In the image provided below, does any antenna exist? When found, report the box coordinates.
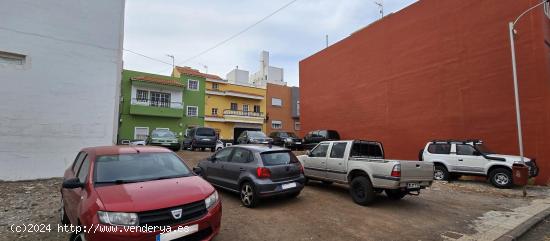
[374,1,384,19]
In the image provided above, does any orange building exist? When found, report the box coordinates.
[266,83,300,135]
[300,0,550,184]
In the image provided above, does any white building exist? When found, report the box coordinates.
[250,51,287,86]
[226,67,250,85]
[0,0,125,180]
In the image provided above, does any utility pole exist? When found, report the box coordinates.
[166,54,175,70]
[374,1,384,19]
[508,0,549,197]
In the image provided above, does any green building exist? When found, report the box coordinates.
[117,69,205,143]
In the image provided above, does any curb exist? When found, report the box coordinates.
[495,206,550,241]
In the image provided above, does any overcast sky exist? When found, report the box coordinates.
[123,0,417,86]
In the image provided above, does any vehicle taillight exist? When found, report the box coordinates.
[391,164,401,177]
[299,164,304,174]
[256,167,271,178]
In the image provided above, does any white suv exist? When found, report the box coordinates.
[421,140,538,188]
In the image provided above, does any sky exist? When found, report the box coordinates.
[123,0,417,87]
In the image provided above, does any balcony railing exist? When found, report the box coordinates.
[223,109,264,118]
[131,98,183,109]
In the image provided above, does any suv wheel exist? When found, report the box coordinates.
[349,176,375,206]
[240,182,258,208]
[385,189,406,200]
[489,168,513,189]
[434,165,449,181]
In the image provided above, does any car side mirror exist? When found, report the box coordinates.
[62,178,84,189]
[192,167,202,175]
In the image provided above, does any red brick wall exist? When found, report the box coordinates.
[300,0,550,185]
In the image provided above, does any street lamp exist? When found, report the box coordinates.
[508,0,549,165]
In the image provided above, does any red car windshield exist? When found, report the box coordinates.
[94,153,192,184]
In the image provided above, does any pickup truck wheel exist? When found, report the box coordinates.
[434,165,449,181]
[240,182,259,208]
[349,176,375,206]
[489,168,513,189]
[385,189,406,200]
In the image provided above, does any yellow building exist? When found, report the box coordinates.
[173,66,267,141]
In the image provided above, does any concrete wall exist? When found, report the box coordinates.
[0,0,125,180]
[300,0,550,185]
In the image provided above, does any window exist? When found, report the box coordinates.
[136,90,148,102]
[456,144,477,156]
[330,142,347,158]
[187,106,198,117]
[0,51,25,65]
[294,121,301,131]
[272,98,282,107]
[211,108,218,116]
[350,142,384,158]
[188,79,199,91]
[271,120,282,129]
[310,143,329,157]
[212,83,219,90]
[243,104,249,112]
[231,148,253,163]
[72,152,86,174]
[196,128,216,136]
[134,127,149,140]
[261,151,298,166]
[150,91,171,108]
[427,144,451,154]
[230,103,238,111]
[214,148,233,162]
[77,155,91,183]
[253,105,261,113]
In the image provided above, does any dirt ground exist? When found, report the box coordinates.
[1,150,549,241]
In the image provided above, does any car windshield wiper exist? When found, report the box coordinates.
[95,179,143,185]
[148,174,189,181]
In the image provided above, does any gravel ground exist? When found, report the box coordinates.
[1,150,549,241]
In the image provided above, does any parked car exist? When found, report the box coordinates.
[215,140,224,151]
[147,129,180,151]
[60,146,221,241]
[269,131,302,149]
[194,145,305,208]
[183,127,218,152]
[302,130,340,150]
[421,140,539,188]
[236,131,273,144]
[129,139,146,146]
[297,140,433,206]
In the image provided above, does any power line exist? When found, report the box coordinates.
[123,49,173,66]
[160,0,299,73]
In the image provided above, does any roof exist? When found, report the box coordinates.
[131,76,185,88]
[82,146,173,156]
[230,144,287,153]
[175,66,222,80]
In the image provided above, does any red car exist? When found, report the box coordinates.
[60,146,221,241]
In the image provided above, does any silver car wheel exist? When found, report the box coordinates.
[494,173,510,186]
[434,170,445,180]
[241,184,253,206]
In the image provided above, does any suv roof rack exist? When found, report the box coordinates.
[430,139,482,144]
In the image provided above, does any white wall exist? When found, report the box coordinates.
[226,68,250,85]
[0,0,125,180]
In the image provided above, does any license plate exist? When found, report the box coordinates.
[156,224,199,241]
[202,138,211,141]
[282,182,297,190]
[295,142,301,145]
[407,183,420,189]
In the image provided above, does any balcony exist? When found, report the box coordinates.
[129,98,183,118]
[204,110,265,124]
